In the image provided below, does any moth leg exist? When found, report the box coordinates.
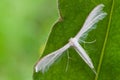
[65,50,70,72]
[79,39,96,44]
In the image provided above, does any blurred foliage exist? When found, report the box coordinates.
[0,0,58,80]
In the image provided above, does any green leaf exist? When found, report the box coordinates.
[33,0,120,80]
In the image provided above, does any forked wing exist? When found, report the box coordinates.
[69,38,96,73]
[75,4,107,40]
[75,44,96,74]
[35,43,70,73]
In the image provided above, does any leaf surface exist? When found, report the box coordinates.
[33,0,120,80]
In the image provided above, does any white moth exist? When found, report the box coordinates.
[35,4,107,74]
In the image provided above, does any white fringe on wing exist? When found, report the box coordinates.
[35,44,70,73]
[75,4,107,40]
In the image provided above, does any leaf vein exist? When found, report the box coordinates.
[94,0,114,80]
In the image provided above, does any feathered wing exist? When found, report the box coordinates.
[35,43,70,73]
[82,4,105,28]
[75,4,107,40]
[74,41,96,74]
[69,38,96,74]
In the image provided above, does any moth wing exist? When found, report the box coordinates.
[75,43,96,74]
[70,38,96,73]
[35,43,70,73]
[75,4,107,40]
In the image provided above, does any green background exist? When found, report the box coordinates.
[0,0,58,80]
